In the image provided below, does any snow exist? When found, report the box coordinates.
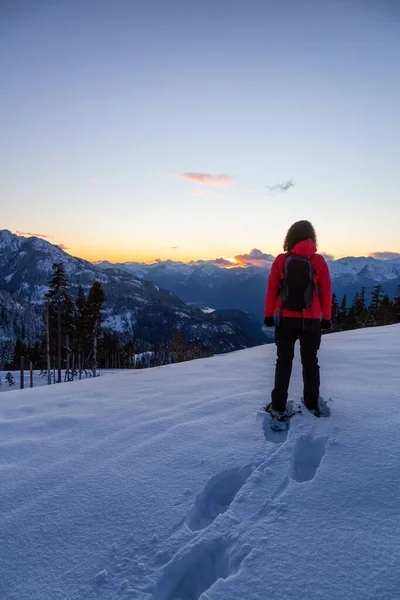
[1,325,400,600]
[94,254,400,283]
[4,272,15,283]
[103,313,125,333]
[0,370,102,393]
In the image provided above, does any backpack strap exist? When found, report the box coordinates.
[277,254,291,326]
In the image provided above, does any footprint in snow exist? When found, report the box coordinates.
[186,466,252,532]
[289,434,328,483]
[152,537,250,600]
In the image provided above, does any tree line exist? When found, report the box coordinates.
[3,275,399,375]
[3,262,213,375]
[330,284,400,332]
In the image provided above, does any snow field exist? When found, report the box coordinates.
[0,325,399,600]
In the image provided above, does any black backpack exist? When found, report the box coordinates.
[278,253,315,320]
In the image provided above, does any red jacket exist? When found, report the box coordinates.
[264,239,332,320]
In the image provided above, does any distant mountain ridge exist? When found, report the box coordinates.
[96,254,400,320]
[0,230,270,352]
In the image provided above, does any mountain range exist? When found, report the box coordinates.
[1,230,399,354]
[0,230,270,354]
[96,254,400,321]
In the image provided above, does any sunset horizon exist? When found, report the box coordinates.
[7,228,400,266]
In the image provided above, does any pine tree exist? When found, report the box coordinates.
[350,288,367,328]
[74,286,87,374]
[337,295,348,330]
[45,263,73,383]
[369,284,384,325]
[85,282,105,375]
[331,293,338,328]
[378,295,393,326]
[360,287,366,311]
[393,285,400,323]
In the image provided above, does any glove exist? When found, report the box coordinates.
[264,316,275,327]
[321,319,332,330]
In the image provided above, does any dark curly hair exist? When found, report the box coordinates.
[283,220,317,252]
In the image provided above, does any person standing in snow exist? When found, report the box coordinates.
[264,220,332,430]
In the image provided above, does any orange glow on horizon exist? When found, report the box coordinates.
[61,242,399,267]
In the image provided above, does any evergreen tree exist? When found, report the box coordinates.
[369,284,384,325]
[74,285,87,373]
[45,263,73,382]
[331,293,338,328]
[360,287,366,311]
[85,282,105,374]
[378,295,393,326]
[393,285,400,323]
[350,288,367,328]
[336,295,348,330]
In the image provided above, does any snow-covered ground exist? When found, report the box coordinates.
[0,370,103,393]
[1,325,400,600]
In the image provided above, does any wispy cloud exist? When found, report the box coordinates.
[170,246,178,250]
[266,179,295,193]
[175,173,234,186]
[234,248,275,268]
[370,251,400,260]
[16,230,52,240]
[88,178,99,183]
[58,244,70,251]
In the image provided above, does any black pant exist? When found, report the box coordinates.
[271,318,321,413]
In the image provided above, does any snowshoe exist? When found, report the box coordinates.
[264,403,290,432]
[309,407,321,418]
[301,397,331,418]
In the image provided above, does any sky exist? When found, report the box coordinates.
[1,0,400,263]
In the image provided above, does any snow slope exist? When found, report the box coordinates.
[1,326,400,600]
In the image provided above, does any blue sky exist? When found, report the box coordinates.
[1,0,399,262]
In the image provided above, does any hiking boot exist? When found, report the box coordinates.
[308,407,321,418]
[302,398,321,418]
[266,406,289,431]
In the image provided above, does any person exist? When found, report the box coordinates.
[264,220,332,429]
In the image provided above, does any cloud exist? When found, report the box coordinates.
[58,244,70,251]
[175,173,234,186]
[234,248,275,268]
[370,251,400,260]
[213,257,238,267]
[170,246,178,250]
[266,179,295,193]
[187,249,275,269]
[88,178,99,183]
[16,230,52,240]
